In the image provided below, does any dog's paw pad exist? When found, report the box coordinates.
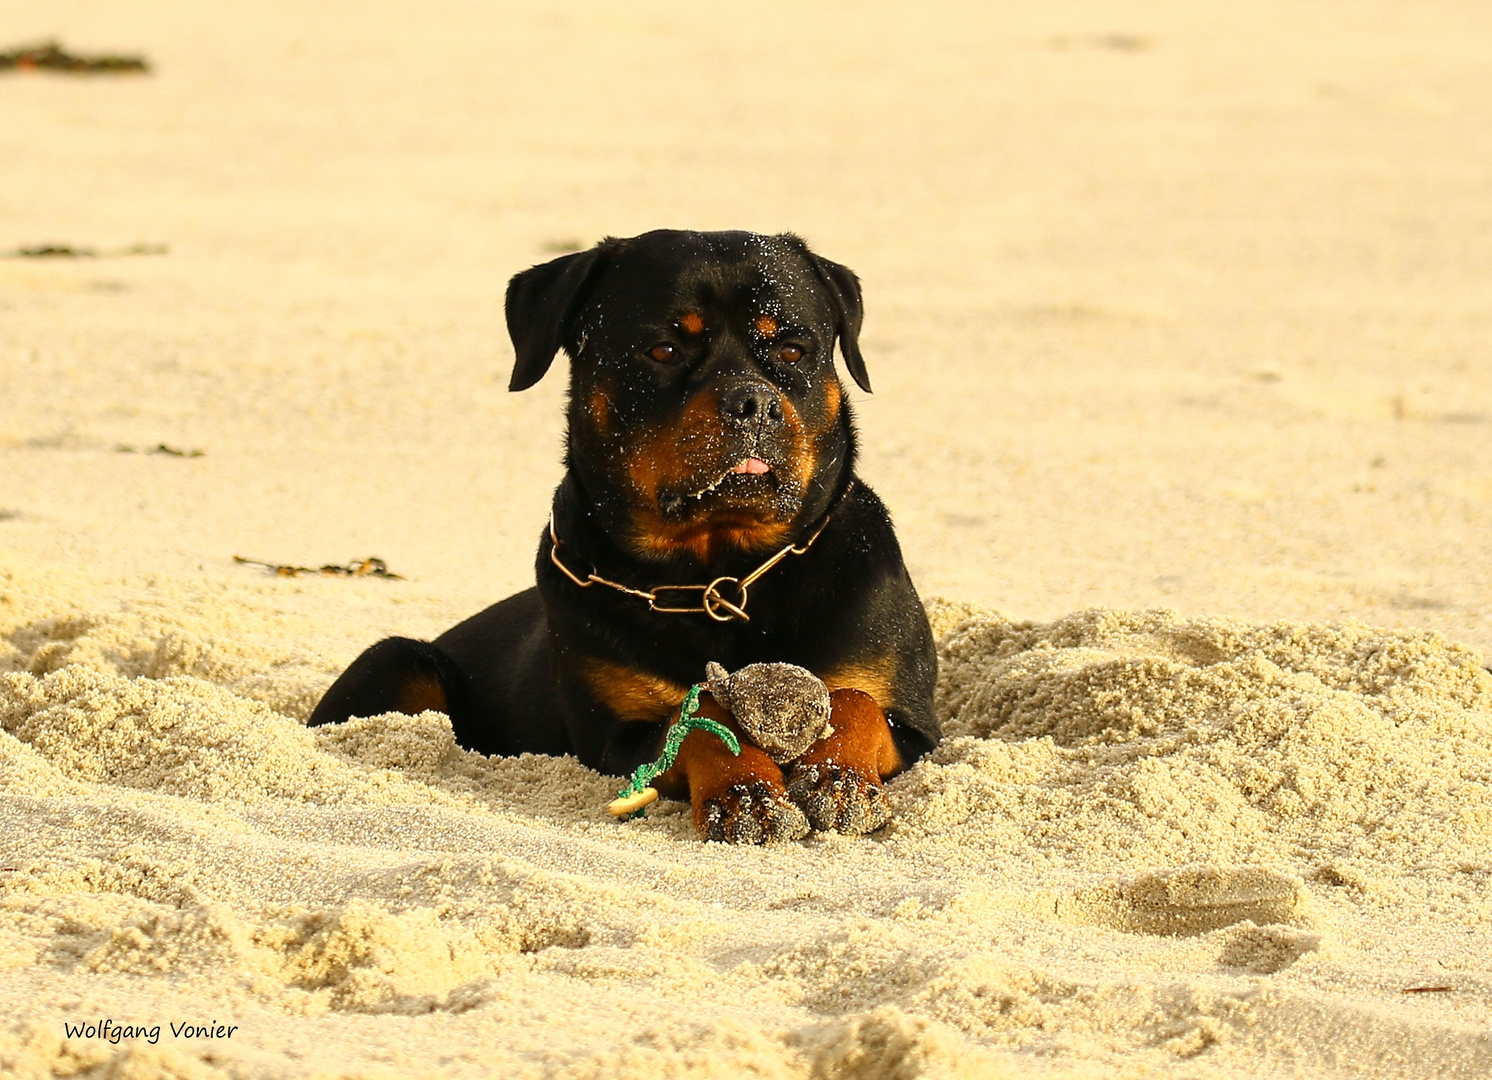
[787,763,890,835]
[702,781,811,845]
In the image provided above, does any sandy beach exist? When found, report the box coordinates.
[2,1,1490,1076]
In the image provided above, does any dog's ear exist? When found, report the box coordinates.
[805,254,871,393]
[505,245,612,391]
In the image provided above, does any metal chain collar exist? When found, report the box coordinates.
[548,514,829,623]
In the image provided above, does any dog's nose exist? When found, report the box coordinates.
[719,383,784,427]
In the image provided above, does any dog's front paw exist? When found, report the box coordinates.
[699,780,811,844]
[787,763,891,835]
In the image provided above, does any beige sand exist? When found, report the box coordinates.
[2,1,1490,1076]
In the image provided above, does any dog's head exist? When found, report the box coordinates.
[506,230,866,565]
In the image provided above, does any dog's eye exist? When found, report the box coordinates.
[777,344,804,363]
[648,343,678,363]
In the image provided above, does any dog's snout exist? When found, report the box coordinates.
[719,383,784,427]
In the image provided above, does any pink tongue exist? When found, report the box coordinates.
[733,457,771,475]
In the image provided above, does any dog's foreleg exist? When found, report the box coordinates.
[654,693,811,844]
[784,688,901,834]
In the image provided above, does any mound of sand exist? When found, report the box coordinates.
[3,579,1489,1078]
[4,0,1491,1073]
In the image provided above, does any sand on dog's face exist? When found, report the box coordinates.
[2,566,1490,1078]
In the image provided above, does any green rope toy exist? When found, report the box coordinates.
[606,682,740,819]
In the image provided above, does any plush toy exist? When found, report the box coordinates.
[702,661,832,763]
[606,661,834,818]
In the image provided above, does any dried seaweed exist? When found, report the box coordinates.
[0,41,149,74]
[233,556,405,580]
[116,444,204,458]
[2,243,168,260]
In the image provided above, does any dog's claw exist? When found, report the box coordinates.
[787,763,890,835]
[702,781,810,844]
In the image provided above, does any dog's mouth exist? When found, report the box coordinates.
[688,456,772,496]
[659,456,779,514]
[733,456,772,477]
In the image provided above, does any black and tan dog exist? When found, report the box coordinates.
[309,229,939,843]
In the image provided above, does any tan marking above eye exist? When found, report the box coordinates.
[679,312,705,334]
[754,314,778,337]
[650,343,678,363]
